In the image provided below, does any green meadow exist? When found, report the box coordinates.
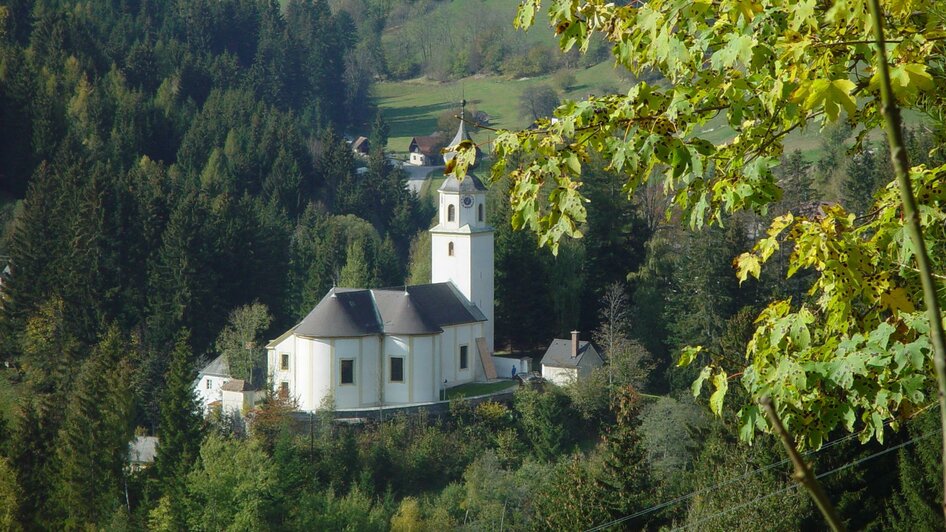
[374,61,634,155]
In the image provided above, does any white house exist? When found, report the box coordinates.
[195,355,231,412]
[267,114,496,412]
[540,331,605,386]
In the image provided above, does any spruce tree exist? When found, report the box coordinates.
[884,408,942,530]
[53,326,134,528]
[154,330,204,529]
[339,240,373,288]
[595,386,654,526]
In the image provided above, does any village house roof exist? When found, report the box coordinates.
[128,435,158,466]
[287,283,486,340]
[408,135,442,156]
[222,379,254,392]
[540,339,603,369]
[352,136,369,154]
[199,354,230,378]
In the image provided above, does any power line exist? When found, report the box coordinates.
[671,430,939,531]
[582,428,868,532]
[583,413,923,532]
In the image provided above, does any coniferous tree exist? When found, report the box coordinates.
[339,240,373,288]
[776,150,816,213]
[406,231,432,285]
[53,326,135,528]
[0,457,21,532]
[154,330,204,528]
[843,142,890,216]
[884,408,942,530]
[595,386,654,525]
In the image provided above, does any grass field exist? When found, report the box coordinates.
[376,57,927,165]
[445,380,517,399]
[375,61,633,155]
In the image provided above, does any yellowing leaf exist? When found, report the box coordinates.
[792,79,857,121]
[735,252,762,284]
[880,286,915,314]
[710,370,729,416]
[678,345,703,367]
[870,63,933,101]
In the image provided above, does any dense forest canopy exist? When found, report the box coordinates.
[0,0,944,529]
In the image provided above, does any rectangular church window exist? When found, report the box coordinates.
[341,359,354,384]
[390,357,404,382]
[279,382,289,399]
[460,345,468,370]
[280,353,289,370]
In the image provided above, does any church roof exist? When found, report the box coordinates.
[287,283,485,339]
[439,173,487,193]
[399,283,487,326]
[372,289,442,335]
[295,288,383,338]
[442,101,482,165]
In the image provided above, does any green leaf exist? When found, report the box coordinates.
[565,152,581,174]
[738,404,762,442]
[677,345,702,367]
[692,366,712,397]
[793,79,857,121]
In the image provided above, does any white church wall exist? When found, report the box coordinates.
[305,338,332,412]
[442,323,480,385]
[439,193,461,229]
[333,338,360,409]
[410,335,436,403]
[431,230,495,355]
[469,232,495,353]
[383,335,410,404]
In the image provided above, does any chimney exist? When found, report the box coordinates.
[571,330,580,358]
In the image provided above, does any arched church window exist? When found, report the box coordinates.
[448,242,454,256]
[448,204,455,222]
[478,203,484,222]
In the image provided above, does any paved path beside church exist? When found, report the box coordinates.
[403,165,443,193]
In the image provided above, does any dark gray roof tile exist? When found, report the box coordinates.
[294,288,383,338]
[540,339,603,369]
[372,289,442,335]
[288,283,485,340]
[439,173,487,192]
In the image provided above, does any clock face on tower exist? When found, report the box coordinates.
[461,195,474,208]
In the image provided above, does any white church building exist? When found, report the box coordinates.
[266,113,498,411]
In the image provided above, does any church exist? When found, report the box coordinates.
[265,109,496,411]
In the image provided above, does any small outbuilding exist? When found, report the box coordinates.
[352,136,370,156]
[540,331,604,386]
[222,379,257,416]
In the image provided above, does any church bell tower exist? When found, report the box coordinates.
[431,100,495,353]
